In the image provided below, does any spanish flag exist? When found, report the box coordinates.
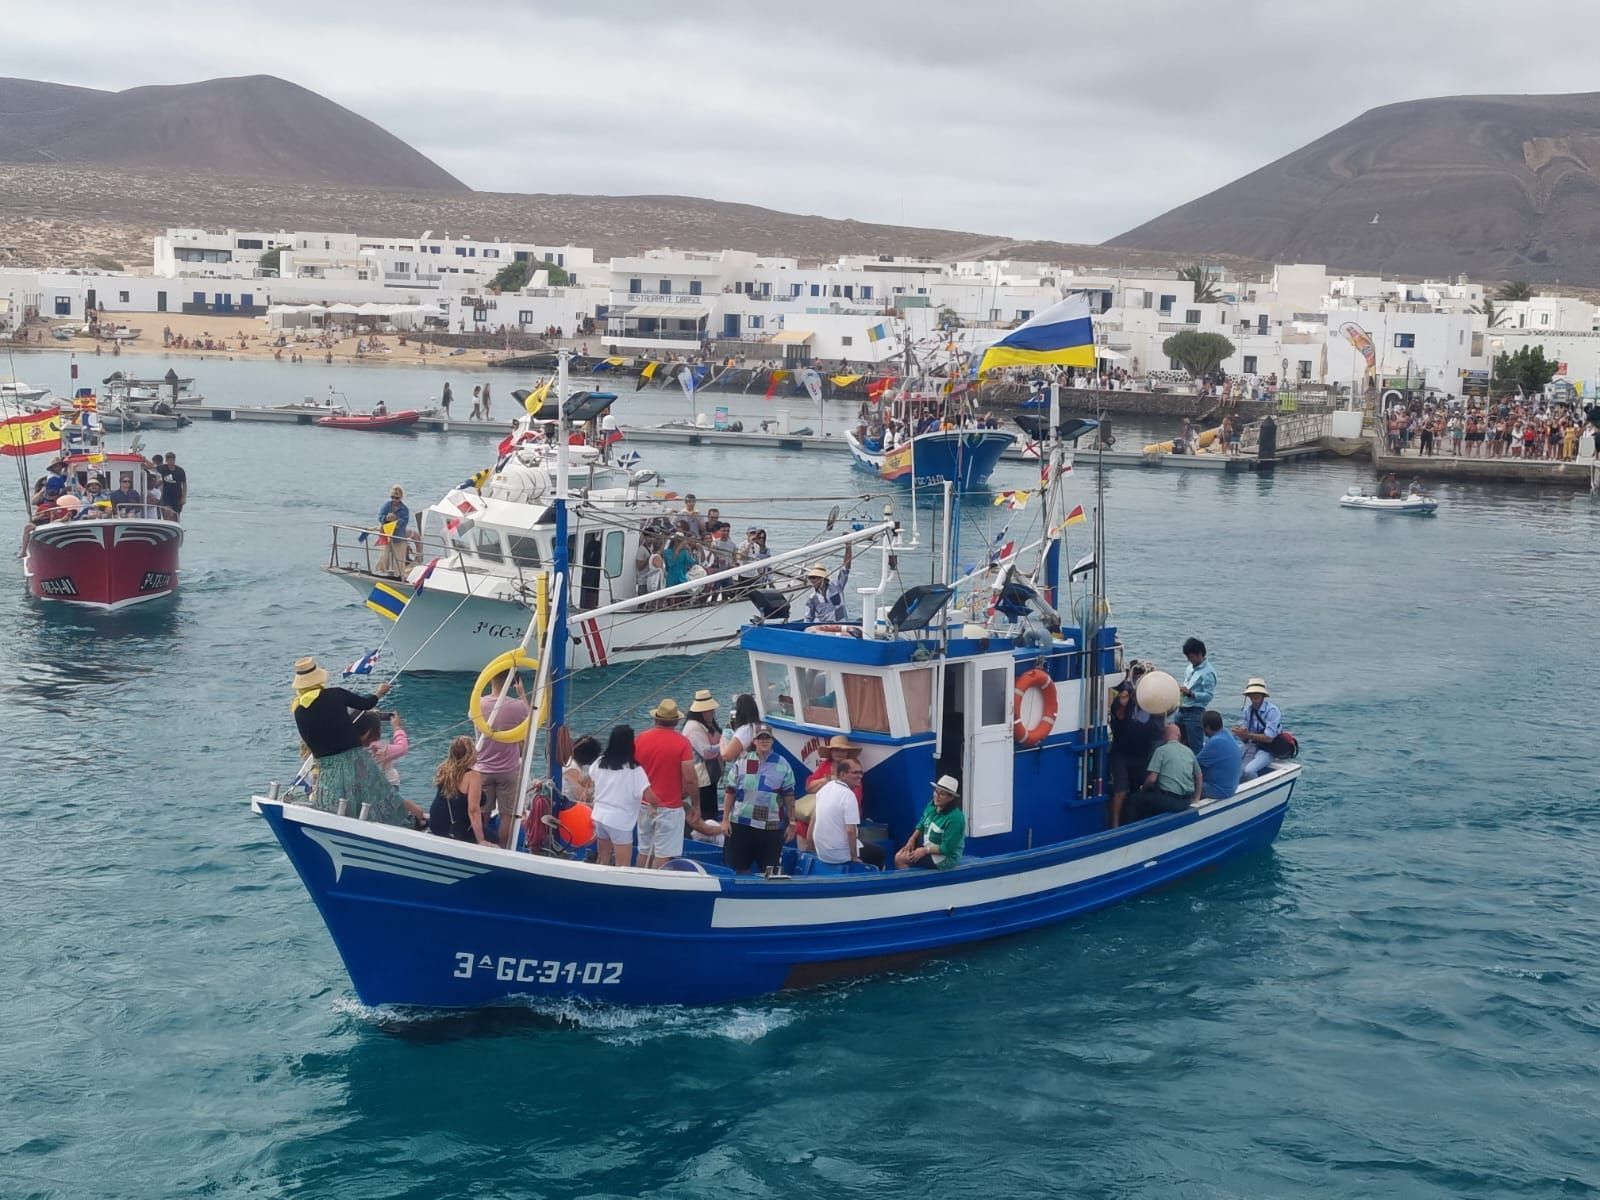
[881,444,913,482]
[977,293,1095,375]
[0,407,62,457]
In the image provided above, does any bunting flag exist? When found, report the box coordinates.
[364,581,409,620]
[374,518,398,547]
[866,376,895,401]
[1064,503,1087,526]
[635,361,660,392]
[881,444,913,482]
[592,356,627,372]
[993,489,1030,510]
[522,379,552,415]
[763,369,791,400]
[866,323,889,343]
[413,557,440,594]
[977,293,1095,375]
[343,649,381,677]
[0,407,62,457]
[830,374,862,387]
[1069,551,1096,580]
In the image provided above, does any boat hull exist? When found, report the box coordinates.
[847,430,1014,490]
[24,517,182,609]
[316,411,420,431]
[335,567,758,672]
[1340,495,1438,515]
[254,766,1296,1007]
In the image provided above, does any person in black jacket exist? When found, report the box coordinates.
[291,656,424,826]
[1108,661,1165,828]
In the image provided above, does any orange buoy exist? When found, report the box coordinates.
[557,804,595,846]
[1013,668,1058,745]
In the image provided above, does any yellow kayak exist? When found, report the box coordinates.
[1143,427,1220,454]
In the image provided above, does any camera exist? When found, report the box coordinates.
[375,710,396,721]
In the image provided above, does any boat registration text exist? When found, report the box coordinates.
[453,953,623,985]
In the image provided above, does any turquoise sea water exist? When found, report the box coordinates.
[4,356,1598,1198]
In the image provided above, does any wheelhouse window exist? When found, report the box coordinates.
[902,668,934,734]
[603,530,625,578]
[469,527,505,563]
[755,659,794,720]
[841,672,890,734]
[506,534,542,568]
[796,665,841,728]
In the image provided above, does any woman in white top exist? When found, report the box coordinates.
[720,693,761,764]
[682,690,725,835]
[587,726,655,867]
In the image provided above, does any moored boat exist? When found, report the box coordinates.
[1339,488,1438,515]
[254,355,1300,1009]
[316,409,421,432]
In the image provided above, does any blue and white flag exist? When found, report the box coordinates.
[616,450,642,469]
[344,649,381,677]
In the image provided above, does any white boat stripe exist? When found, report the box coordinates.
[709,778,1293,929]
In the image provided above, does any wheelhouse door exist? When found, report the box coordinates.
[965,655,1015,838]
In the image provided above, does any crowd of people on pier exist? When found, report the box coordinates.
[1384,395,1597,461]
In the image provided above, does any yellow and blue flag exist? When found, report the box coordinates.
[977,293,1095,375]
[365,580,409,621]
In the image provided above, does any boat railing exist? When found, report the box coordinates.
[327,523,460,578]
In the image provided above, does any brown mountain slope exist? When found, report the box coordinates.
[0,75,465,191]
[0,163,1268,275]
[1108,92,1600,284]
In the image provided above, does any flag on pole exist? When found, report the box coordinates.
[343,649,381,677]
[866,322,889,343]
[616,450,641,469]
[0,407,62,457]
[364,581,409,620]
[413,557,439,594]
[977,293,1095,375]
[1069,552,1096,580]
[521,379,552,415]
[1064,503,1087,526]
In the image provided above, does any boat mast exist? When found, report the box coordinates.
[548,349,572,799]
[1041,372,1062,606]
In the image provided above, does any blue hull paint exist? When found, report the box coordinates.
[256,769,1295,1008]
[847,430,1015,490]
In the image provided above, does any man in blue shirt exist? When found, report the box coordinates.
[1195,710,1241,799]
[1231,677,1282,781]
[1177,636,1216,752]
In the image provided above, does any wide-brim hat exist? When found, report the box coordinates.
[807,564,829,580]
[1243,677,1270,697]
[293,656,328,690]
[935,774,960,796]
[652,698,682,721]
[825,735,859,753]
[688,689,718,713]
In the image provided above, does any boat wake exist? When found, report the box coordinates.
[332,993,799,1044]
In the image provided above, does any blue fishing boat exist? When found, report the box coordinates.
[253,360,1298,1008]
[844,425,1015,491]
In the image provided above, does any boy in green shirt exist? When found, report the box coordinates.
[895,775,966,870]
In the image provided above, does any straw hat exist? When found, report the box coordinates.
[651,698,682,722]
[293,656,328,690]
[806,563,829,580]
[935,775,960,796]
[1242,677,1270,697]
[825,735,859,754]
[688,689,719,713]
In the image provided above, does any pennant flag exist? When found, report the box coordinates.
[617,450,641,469]
[1064,503,1087,526]
[830,374,862,387]
[364,581,409,621]
[1069,552,1096,580]
[678,364,709,397]
[799,368,823,407]
[374,518,398,547]
[635,361,660,392]
[992,489,1030,510]
[866,323,889,344]
[977,293,1095,375]
[413,557,440,594]
[522,379,552,415]
[881,444,913,482]
[344,649,381,677]
[991,540,1015,565]
[763,369,791,400]
[0,407,62,458]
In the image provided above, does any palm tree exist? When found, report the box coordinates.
[1496,280,1534,302]
[1471,298,1509,328]
[1177,264,1221,304]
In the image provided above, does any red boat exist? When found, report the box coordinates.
[315,410,420,432]
[24,451,182,611]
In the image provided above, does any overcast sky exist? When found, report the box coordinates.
[17,1,1600,243]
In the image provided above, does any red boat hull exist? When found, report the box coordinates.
[25,518,183,610]
[315,411,420,431]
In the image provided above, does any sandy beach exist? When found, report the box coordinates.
[5,311,523,371]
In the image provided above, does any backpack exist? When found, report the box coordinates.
[1270,730,1299,759]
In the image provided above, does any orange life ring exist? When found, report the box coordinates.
[1013,668,1057,745]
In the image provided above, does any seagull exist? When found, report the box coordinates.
[1370,213,1381,224]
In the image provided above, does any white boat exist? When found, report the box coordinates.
[102,370,205,409]
[1339,488,1438,515]
[327,419,813,673]
[0,380,52,405]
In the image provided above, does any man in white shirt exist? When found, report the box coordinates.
[810,760,884,866]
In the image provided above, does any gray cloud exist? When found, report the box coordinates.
[14,0,1600,243]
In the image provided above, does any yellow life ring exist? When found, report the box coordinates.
[470,649,538,743]
[1013,667,1058,746]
